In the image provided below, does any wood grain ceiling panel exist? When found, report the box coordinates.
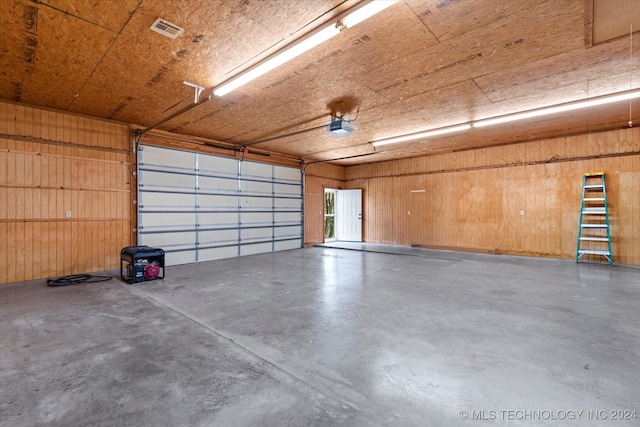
[65,2,238,120]
[589,69,640,97]
[366,80,489,132]
[1,0,637,165]
[269,79,488,159]
[182,78,485,158]
[160,16,429,143]
[37,0,141,32]
[361,0,584,102]
[174,59,393,144]
[592,0,640,44]
[0,0,117,109]
[67,0,342,121]
[178,4,432,124]
[332,100,640,165]
[198,0,344,84]
[161,0,582,149]
[405,0,544,42]
[470,81,592,124]
[287,3,438,83]
[475,36,639,103]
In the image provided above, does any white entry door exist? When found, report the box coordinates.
[336,189,362,242]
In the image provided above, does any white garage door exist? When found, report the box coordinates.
[137,145,302,266]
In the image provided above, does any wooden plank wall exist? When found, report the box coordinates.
[0,100,132,284]
[303,163,345,246]
[345,127,640,265]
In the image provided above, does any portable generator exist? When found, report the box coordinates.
[120,246,165,284]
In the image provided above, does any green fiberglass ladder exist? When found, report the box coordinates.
[576,172,612,265]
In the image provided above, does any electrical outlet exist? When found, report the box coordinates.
[66,211,72,218]
[520,210,525,216]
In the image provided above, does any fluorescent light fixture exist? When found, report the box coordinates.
[474,90,640,127]
[370,89,639,147]
[371,124,471,147]
[213,0,398,97]
[214,24,340,96]
[341,0,398,28]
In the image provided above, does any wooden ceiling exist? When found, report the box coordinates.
[1,0,639,165]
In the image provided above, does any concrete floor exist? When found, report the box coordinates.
[1,246,639,427]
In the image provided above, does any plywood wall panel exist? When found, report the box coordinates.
[353,176,414,245]
[393,177,413,245]
[604,155,639,265]
[0,100,131,284]
[344,127,640,265]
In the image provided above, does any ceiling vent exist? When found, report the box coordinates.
[150,18,184,39]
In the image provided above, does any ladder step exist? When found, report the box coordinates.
[582,208,606,214]
[583,198,604,201]
[578,249,611,256]
[583,185,604,189]
[580,237,610,241]
[581,224,607,228]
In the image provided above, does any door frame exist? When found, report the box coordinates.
[323,188,338,242]
[323,188,363,242]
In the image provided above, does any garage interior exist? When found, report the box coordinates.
[1,0,639,425]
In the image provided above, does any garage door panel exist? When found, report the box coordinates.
[241,211,272,223]
[138,144,301,265]
[139,212,196,227]
[274,183,299,196]
[199,155,237,175]
[274,240,301,251]
[199,176,238,192]
[241,227,272,240]
[141,170,195,188]
[141,231,196,247]
[165,250,196,266]
[141,146,195,169]
[242,180,272,193]
[198,211,236,224]
[275,226,301,238]
[241,161,272,177]
[241,197,272,208]
[199,246,239,262]
[241,242,272,256]
[141,192,195,209]
[198,194,237,208]
[199,229,239,245]
[274,167,300,180]
[274,212,301,223]
[274,198,301,209]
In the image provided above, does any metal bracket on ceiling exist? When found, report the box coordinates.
[183,81,205,104]
[132,81,211,142]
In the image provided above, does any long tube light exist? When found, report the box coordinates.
[370,89,640,146]
[214,24,340,97]
[213,0,398,97]
[341,0,397,28]
[474,89,640,127]
[371,124,471,147]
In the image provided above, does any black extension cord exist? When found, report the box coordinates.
[46,274,113,287]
